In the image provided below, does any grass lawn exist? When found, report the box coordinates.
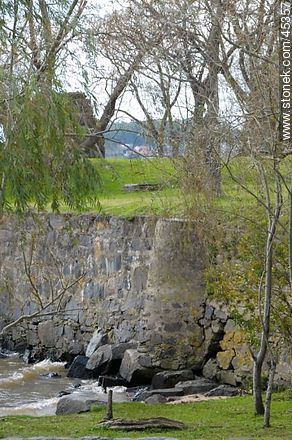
[95,157,179,217]
[1,395,291,439]
[60,155,290,219]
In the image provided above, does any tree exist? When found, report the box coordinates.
[0,1,101,212]
[204,0,291,425]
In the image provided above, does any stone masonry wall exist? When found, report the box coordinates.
[0,214,291,386]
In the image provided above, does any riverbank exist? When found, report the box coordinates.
[1,393,291,439]
[0,355,126,417]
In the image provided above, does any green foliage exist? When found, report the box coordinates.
[0,81,101,212]
[207,204,290,348]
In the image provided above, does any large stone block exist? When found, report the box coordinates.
[67,355,93,379]
[151,370,194,389]
[85,329,108,357]
[38,321,55,347]
[175,378,218,395]
[119,349,154,384]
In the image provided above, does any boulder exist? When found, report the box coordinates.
[98,375,128,389]
[119,349,155,385]
[151,370,193,389]
[86,344,112,371]
[145,394,167,404]
[138,388,184,402]
[56,390,130,415]
[202,358,219,380]
[85,329,108,358]
[217,369,238,386]
[175,378,218,395]
[56,393,105,415]
[205,384,240,397]
[67,355,93,379]
[86,343,137,374]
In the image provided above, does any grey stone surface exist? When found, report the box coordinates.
[56,391,129,415]
[56,394,103,415]
[142,388,184,400]
[151,370,193,389]
[38,321,55,347]
[175,378,218,395]
[145,394,167,404]
[119,349,154,384]
[67,356,92,379]
[203,358,219,380]
[205,384,240,397]
[85,329,108,357]
[0,214,291,388]
[86,344,112,371]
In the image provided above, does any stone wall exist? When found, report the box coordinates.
[0,214,291,386]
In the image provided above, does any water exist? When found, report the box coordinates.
[0,353,113,416]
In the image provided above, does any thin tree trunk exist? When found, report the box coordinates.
[253,171,282,415]
[253,360,265,415]
[264,358,276,428]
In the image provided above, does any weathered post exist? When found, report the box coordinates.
[106,389,113,420]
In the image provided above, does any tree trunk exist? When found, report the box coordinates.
[264,358,276,428]
[253,360,265,415]
[253,172,282,415]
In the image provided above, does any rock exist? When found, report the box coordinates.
[217,370,238,386]
[38,320,55,347]
[56,390,130,415]
[203,358,219,380]
[56,393,105,415]
[145,394,167,404]
[0,352,8,359]
[68,340,84,355]
[224,319,236,332]
[67,355,93,379]
[205,384,240,397]
[85,329,108,357]
[175,378,218,395]
[86,344,112,371]
[119,349,154,384]
[217,349,235,370]
[214,309,228,322]
[140,388,184,401]
[151,370,193,390]
[98,375,128,389]
[58,390,72,397]
[86,343,138,374]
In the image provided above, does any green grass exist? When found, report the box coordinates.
[1,395,291,439]
[68,155,290,218]
[95,158,179,217]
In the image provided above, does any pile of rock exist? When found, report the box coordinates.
[135,372,241,404]
[56,371,241,415]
